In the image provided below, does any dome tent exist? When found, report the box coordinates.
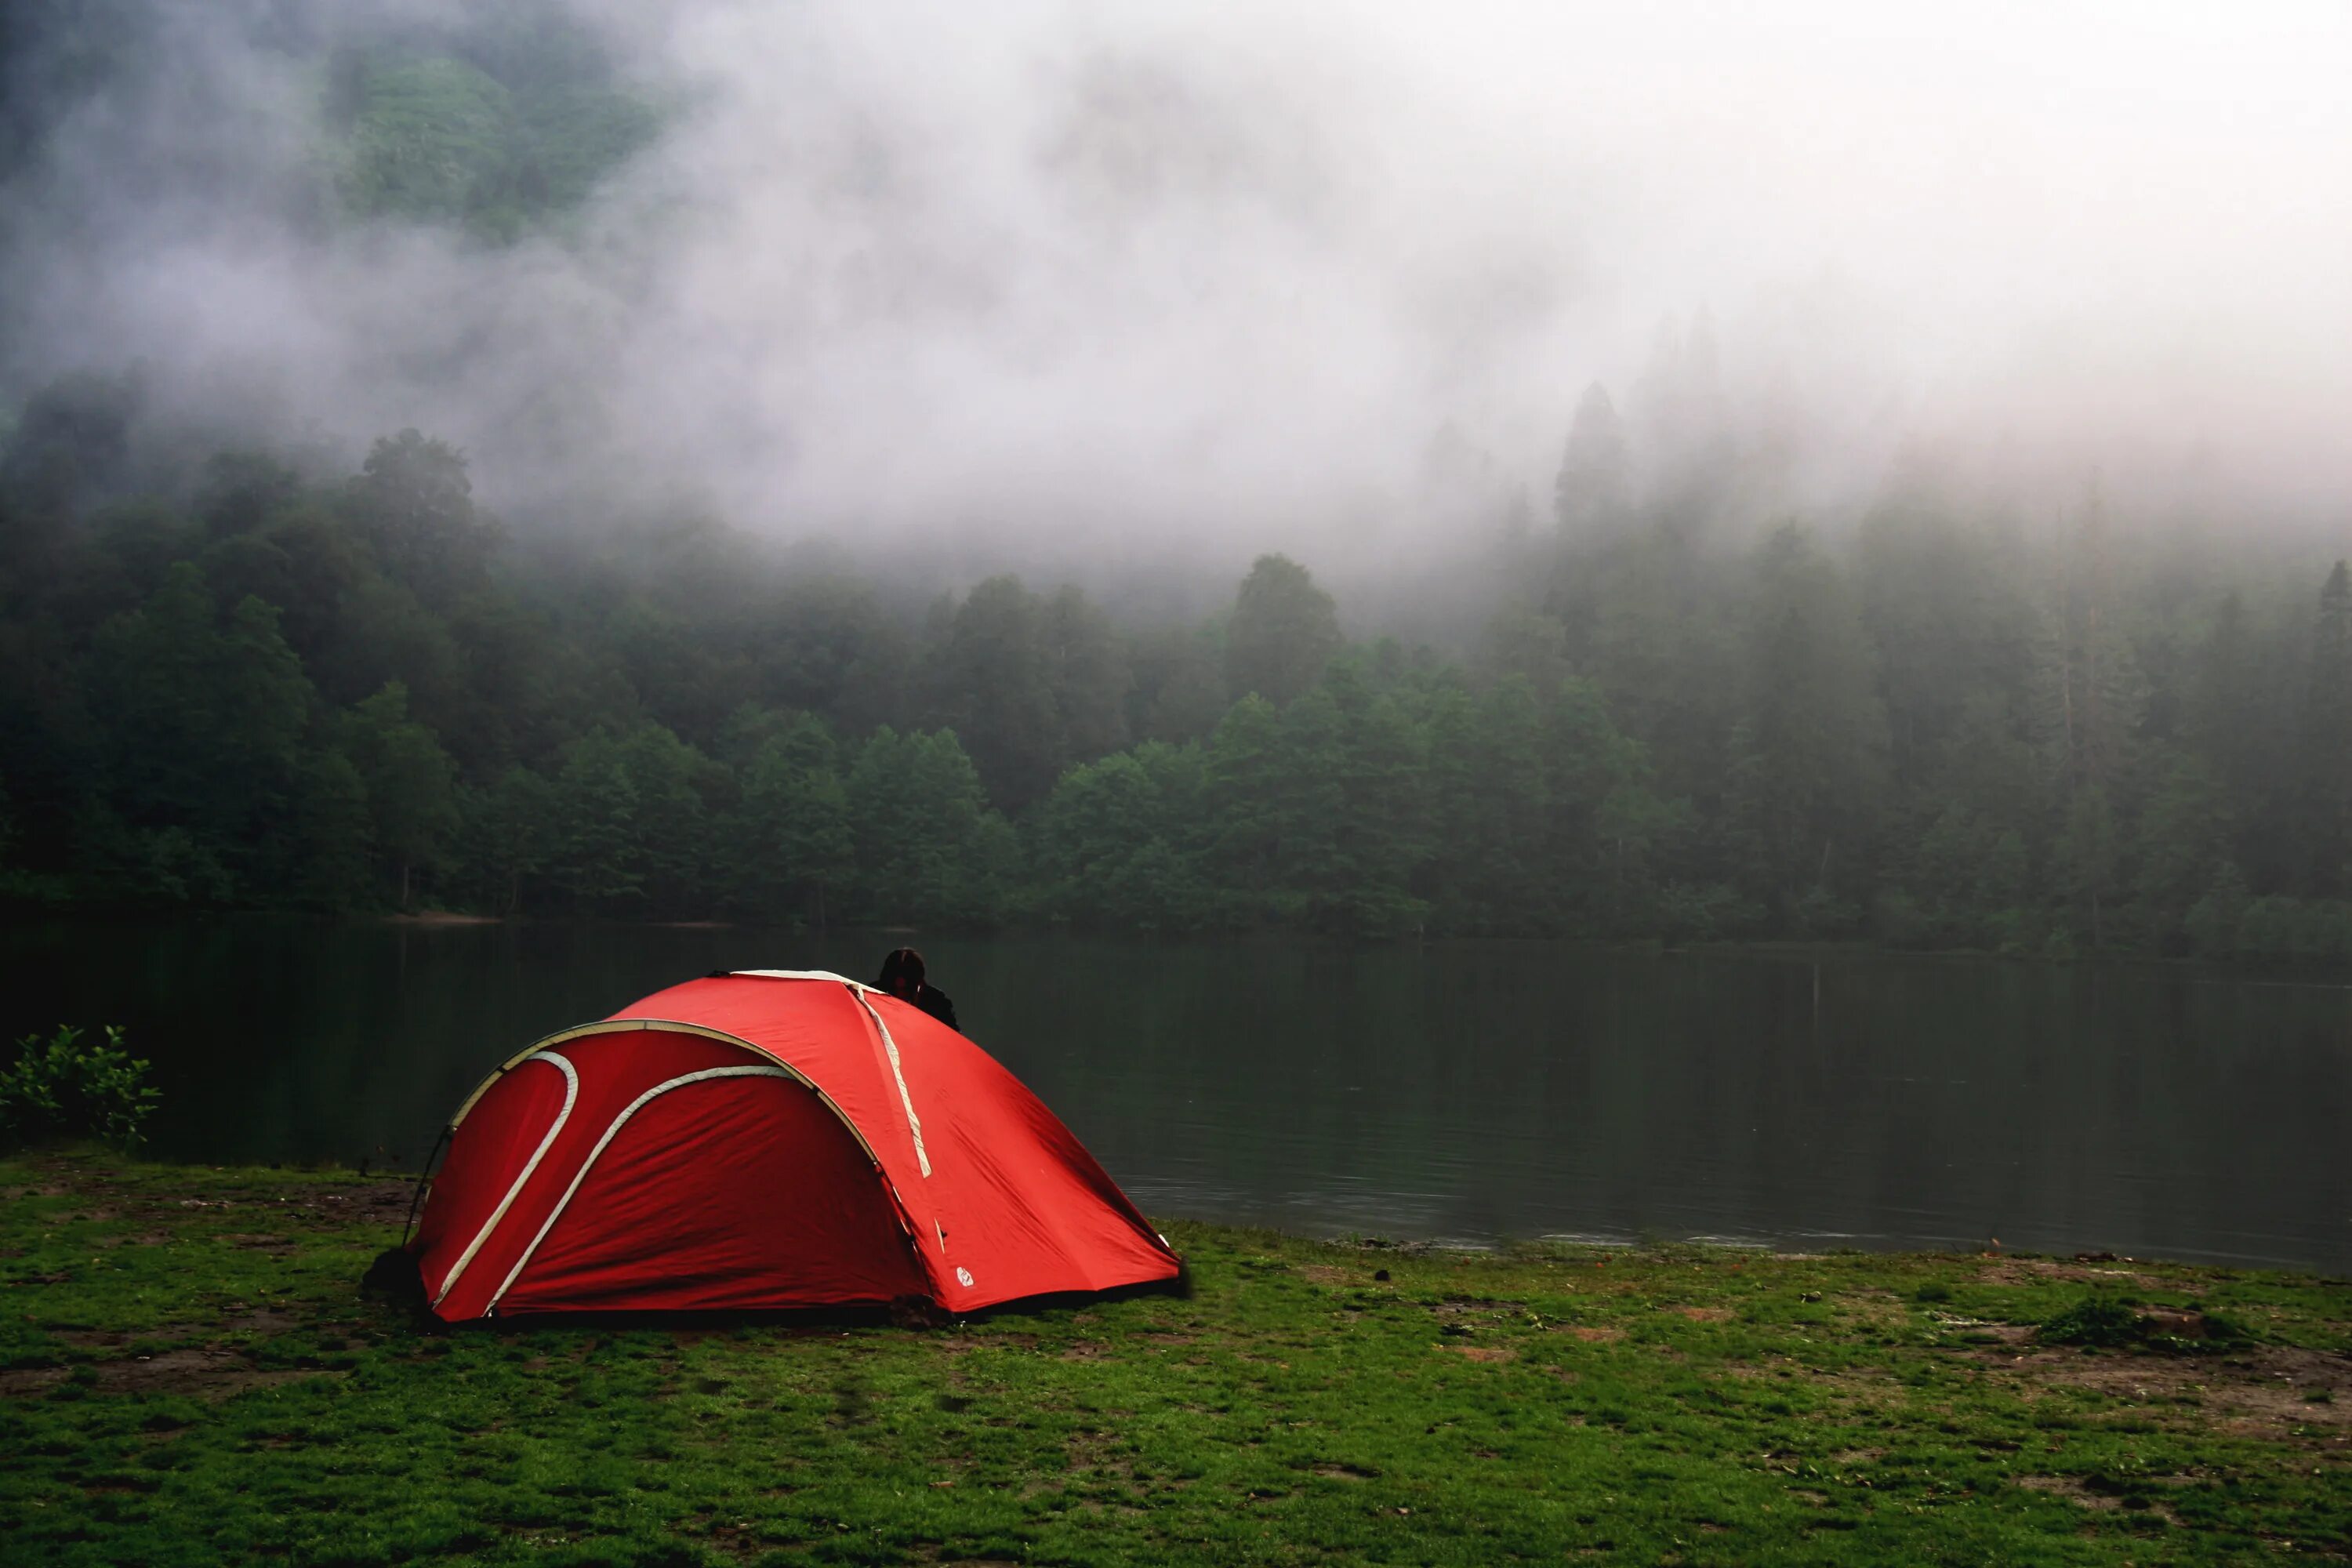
[407,971,1180,1320]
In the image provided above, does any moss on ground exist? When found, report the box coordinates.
[3,1151,2349,1565]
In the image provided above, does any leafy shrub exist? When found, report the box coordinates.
[2166,1309,2254,1350]
[2038,1295,2142,1347]
[0,1025,161,1149]
[2038,1294,2252,1352]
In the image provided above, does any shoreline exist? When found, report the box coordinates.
[20,904,2352,985]
[30,1147,2348,1280]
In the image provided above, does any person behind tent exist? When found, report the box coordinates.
[877,947,957,1031]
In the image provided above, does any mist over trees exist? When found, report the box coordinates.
[3,4,2350,964]
[5,369,2352,967]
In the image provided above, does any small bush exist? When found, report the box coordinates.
[0,1025,161,1149]
[2038,1294,2253,1352]
[2038,1295,2143,1348]
[1913,1281,1953,1304]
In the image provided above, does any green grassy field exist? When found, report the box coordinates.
[3,1152,2347,1566]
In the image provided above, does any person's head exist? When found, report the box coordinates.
[877,947,926,999]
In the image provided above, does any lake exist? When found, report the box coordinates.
[3,918,2347,1272]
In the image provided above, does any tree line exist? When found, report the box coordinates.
[5,372,2352,962]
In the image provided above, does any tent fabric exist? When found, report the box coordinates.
[410,971,1179,1320]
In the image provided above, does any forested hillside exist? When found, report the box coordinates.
[2,365,2350,964]
[3,4,2349,961]
[0,1,659,241]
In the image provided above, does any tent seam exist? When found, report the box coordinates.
[484,1063,794,1316]
[850,987,931,1180]
[432,1052,579,1308]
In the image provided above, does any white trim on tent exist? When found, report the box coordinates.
[726,969,935,1185]
[850,987,931,1180]
[484,1064,794,1316]
[432,1051,579,1308]
[728,969,865,988]
[446,1020,883,1168]
[434,996,944,1302]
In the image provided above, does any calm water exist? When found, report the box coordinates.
[3,918,2348,1272]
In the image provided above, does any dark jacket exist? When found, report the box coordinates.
[905,984,957,1032]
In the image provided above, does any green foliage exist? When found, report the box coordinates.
[920,575,1129,811]
[337,56,518,225]
[2038,1294,2146,1346]
[341,681,460,906]
[847,728,1010,927]
[327,13,659,242]
[2039,1294,2255,1352]
[17,374,2352,953]
[1225,553,1340,706]
[728,713,855,925]
[0,1026,158,1149]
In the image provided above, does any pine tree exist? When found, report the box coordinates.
[1553,383,1628,535]
[1723,525,1888,922]
[734,714,853,927]
[2302,561,2352,895]
[1225,555,1341,708]
[2034,479,2146,946]
[341,681,460,909]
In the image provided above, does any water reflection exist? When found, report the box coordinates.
[2,919,2346,1271]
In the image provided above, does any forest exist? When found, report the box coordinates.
[4,3,2350,963]
[2,363,2350,966]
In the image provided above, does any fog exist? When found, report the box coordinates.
[3,0,2347,582]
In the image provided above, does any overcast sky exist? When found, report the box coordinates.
[5,0,2348,562]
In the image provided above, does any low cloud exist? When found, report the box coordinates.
[4,0,2347,582]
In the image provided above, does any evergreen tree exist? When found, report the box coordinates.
[1552,382,1628,535]
[2302,561,2352,895]
[1203,693,1283,919]
[921,576,1059,811]
[84,565,314,895]
[731,713,854,927]
[1723,525,1888,922]
[452,767,555,915]
[1127,622,1229,743]
[1330,687,1434,935]
[342,681,460,908]
[1225,554,1340,707]
[545,729,647,913]
[347,430,497,610]
[2035,481,2146,945]
[846,728,1002,927]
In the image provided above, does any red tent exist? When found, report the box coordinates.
[408,970,1180,1320]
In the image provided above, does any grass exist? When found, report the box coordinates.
[2,1152,2348,1566]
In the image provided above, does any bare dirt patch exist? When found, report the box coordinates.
[1977,1258,2187,1292]
[1449,1345,1518,1364]
[1671,1305,1734,1322]
[1564,1327,1625,1344]
[2,1348,345,1399]
[2019,1474,2123,1511]
[1981,1344,2351,1438]
[50,1325,165,1348]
